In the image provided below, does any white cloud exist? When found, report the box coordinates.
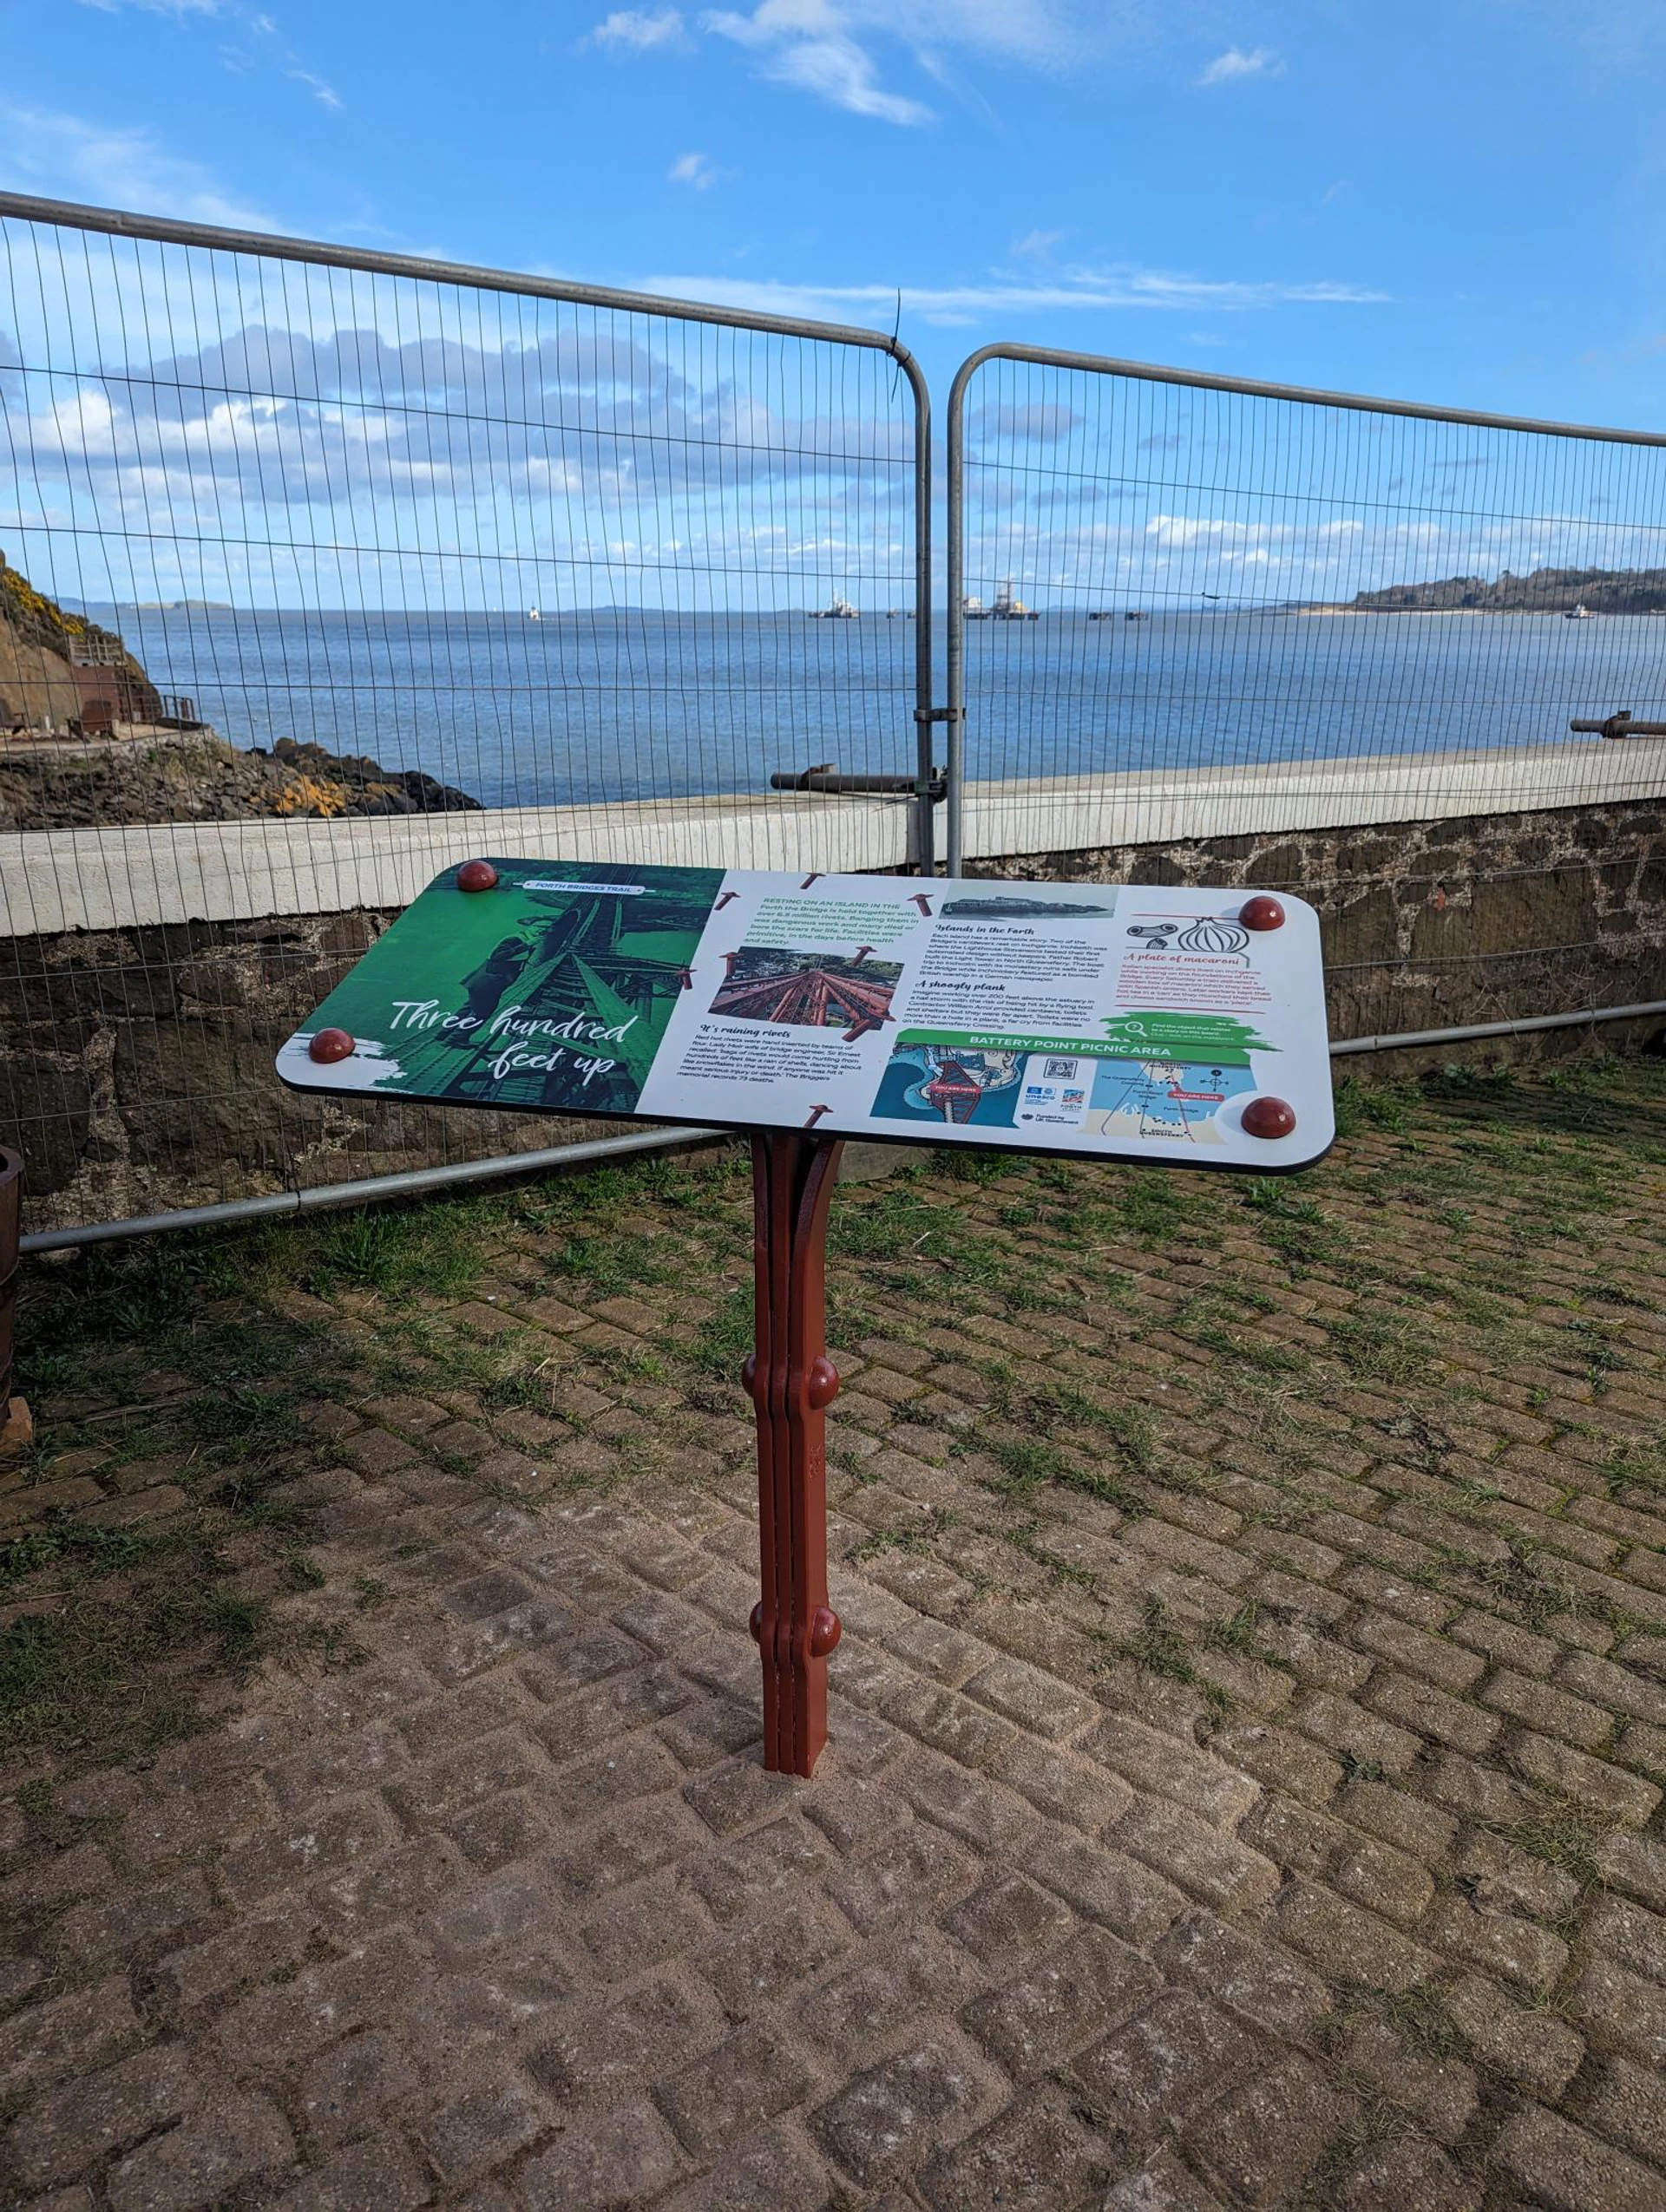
[760,36,933,123]
[1197,45,1285,85]
[820,1,1090,71]
[75,0,344,108]
[668,150,718,187]
[972,401,1081,441]
[588,7,687,49]
[1012,229,1063,259]
[604,4,1217,127]
[289,69,343,108]
[694,0,1110,124]
[702,7,932,122]
[75,0,224,13]
[0,108,280,229]
[634,260,1388,328]
[7,262,1647,625]
[0,297,930,612]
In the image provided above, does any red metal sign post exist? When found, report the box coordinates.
[744,1133,845,1775]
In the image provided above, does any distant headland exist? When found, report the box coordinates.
[1306,565,1666,615]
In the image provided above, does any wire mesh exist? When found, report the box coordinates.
[0,206,926,1232]
[948,350,1666,1042]
[5,215,1664,1239]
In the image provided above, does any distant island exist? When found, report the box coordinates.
[1309,565,1666,615]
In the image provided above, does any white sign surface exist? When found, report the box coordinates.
[279,861,1334,1170]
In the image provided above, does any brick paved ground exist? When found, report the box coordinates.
[3,1057,1666,2209]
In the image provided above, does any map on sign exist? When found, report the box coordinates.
[277,861,1335,1169]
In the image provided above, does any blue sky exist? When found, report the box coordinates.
[6,0,1666,427]
[4,2,1666,616]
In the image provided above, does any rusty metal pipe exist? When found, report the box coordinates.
[1569,713,1666,739]
[769,768,938,795]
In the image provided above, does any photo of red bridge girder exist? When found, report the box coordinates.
[710,945,901,1040]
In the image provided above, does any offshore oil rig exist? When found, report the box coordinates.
[962,578,1039,622]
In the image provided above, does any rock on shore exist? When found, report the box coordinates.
[0,733,482,831]
[1,556,482,826]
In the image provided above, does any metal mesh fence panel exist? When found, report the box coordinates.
[947,349,1666,1044]
[0,200,928,1232]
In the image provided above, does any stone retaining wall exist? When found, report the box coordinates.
[3,794,1663,1232]
[977,793,1666,1050]
[2,909,629,1230]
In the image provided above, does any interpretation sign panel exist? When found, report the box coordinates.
[278,859,1334,1168]
[279,854,1334,1775]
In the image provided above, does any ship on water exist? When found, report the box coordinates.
[527,606,541,622]
[810,592,859,619]
[1565,603,1594,620]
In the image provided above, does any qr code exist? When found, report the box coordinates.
[1042,1057,1077,1078]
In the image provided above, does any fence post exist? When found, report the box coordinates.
[893,350,935,876]
[943,356,975,878]
[944,344,1010,879]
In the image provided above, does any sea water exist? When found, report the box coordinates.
[107,605,1664,811]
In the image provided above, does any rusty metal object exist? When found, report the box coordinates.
[1569,712,1666,740]
[710,955,896,1030]
[770,765,944,796]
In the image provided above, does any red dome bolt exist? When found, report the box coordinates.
[806,1356,840,1410]
[308,1027,355,1064]
[456,860,500,893]
[1240,894,1285,931]
[749,1601,765,1644]
[1243,1096,1297,1140]
[809,1605,843,1658]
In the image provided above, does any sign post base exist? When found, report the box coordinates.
[744,1131,844,1777]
